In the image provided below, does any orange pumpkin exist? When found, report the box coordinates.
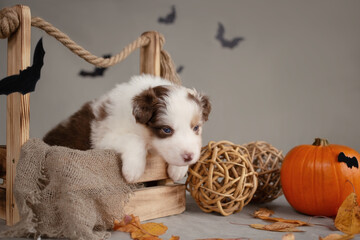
[281,138,360,216]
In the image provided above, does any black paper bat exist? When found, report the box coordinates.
[215,22,244,49]
[176,65,184,74]
[158,5,176,24]
[79,54,111,77]
[338,152,359,169]
[0,38,45,95]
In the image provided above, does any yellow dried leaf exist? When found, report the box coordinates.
[334,192,360,235]
[319,233,354,240]
[130,229,155,239]
[250,222,303,232]
[282,233,295,240]
[169,236,180,240]
[254,208,275,218]
[140,222,168,237]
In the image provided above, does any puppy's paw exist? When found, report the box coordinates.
[122,157,146,183]
[167,165,189,182]
[122,167,143,183]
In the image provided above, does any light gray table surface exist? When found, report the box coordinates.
[0,192,355,240]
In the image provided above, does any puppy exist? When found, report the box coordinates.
[43,74,211,182]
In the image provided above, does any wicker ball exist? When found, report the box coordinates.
[186,141,258,216]
[244,141,284,203]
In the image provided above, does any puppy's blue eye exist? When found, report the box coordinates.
[193,125,199,132]
[162,127,172,134]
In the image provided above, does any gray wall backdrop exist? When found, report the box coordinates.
[1,0,360,154]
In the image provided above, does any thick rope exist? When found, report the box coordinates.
[160,48,181,85]
[0,7,181,85]
[31,16,150,68]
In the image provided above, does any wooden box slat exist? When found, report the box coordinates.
[124,184,186,221]
[136,151,168,183]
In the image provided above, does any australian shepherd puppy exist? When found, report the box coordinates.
[43,74,211,183]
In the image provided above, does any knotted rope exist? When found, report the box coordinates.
[0,7,19,38]
[0,6,181,85]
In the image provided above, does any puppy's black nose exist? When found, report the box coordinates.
[182,152,193,162]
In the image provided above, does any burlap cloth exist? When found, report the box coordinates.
[1,138,134,240]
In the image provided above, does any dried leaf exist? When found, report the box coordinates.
[282,233,295,240]
[113,214,142,233]
[254,208,275,218]
[138,237,162,240]
[169,236,180,240]
[114,215,170,240]
[131,230,159,239]
[196,238,251,240]
[262,216,310,226]
[334,192,360,235]
[319,233,354,240]
[253,208,310,226]
[131,222,168,239]
[250,222,303,232]
[263,222,301,231]
[196,239,223,240]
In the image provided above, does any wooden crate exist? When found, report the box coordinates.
[0,147,186,223]
[1,5,185,226]
[125,151,185,221]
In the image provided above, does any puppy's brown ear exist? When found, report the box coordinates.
[200,95,211,122]
[132,88,157,124]
[133,86,169,125]
[188,91,212,122]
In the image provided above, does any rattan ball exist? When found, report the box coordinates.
[186,141,258,216]
[244,141,284,203]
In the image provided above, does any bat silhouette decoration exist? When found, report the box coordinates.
[216,22,244,49]
[176,65,184,74]
[79,54,111,77]
[158,5,176,24]
[0,38,45,95]
[338,152,359,169]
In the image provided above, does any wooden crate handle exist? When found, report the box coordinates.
[138,31,176,184]
[140,31,161,76]
[6,4,31,226]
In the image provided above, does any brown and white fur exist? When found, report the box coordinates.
[43,74,211,183]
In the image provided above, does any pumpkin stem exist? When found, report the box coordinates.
[312,138,329,146]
